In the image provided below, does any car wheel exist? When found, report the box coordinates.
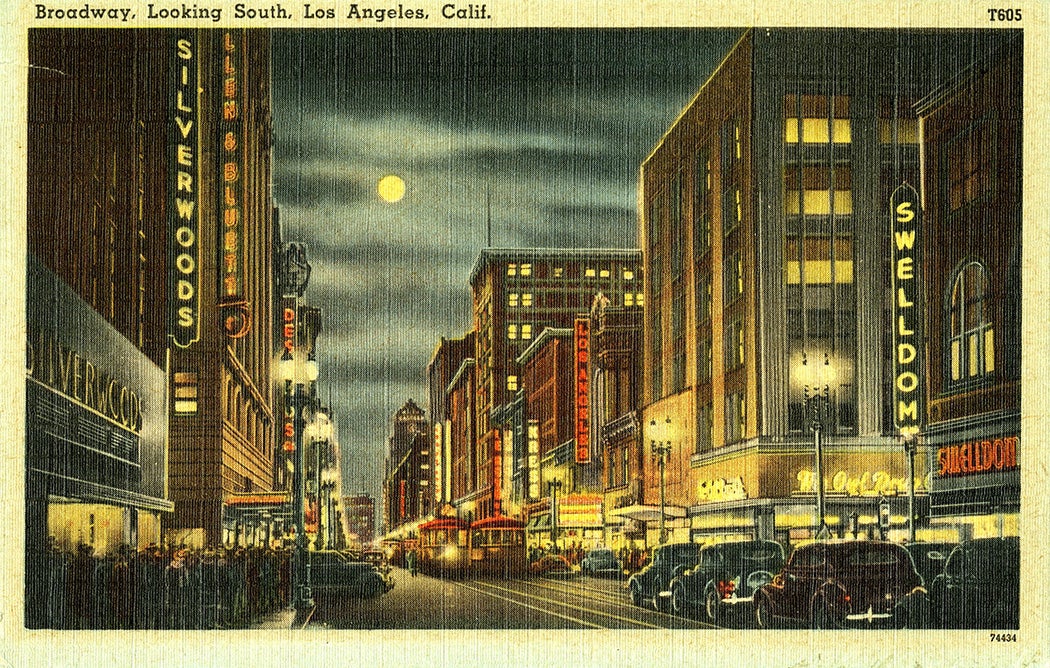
[652,590,668,613]
[897,592,930,629]
[703,583,723,625]
[630,583,643,607]
[754,596,775,629]
[811,596,846,630]
[671,584,689,618]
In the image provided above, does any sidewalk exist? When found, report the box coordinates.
[250,605,314,629]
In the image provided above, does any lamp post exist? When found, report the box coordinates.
[902,433,917,543]
[649,417,672,544]
[279,349,318,611]
[547,479,562,551]
[799,352,835,540]
[306,412,332,551]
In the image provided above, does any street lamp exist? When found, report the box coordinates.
[649,417,672,544]
[306,411,332,551]
[799,352,835,539]
[547,479,563,551]
[279,349,319,611]
[902,433,918,543]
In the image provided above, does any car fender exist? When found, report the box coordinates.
[811,581,849,612]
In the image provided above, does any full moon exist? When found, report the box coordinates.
[377,174,406,203]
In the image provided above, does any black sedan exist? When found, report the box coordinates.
[580,548,623,578]
[627,542,700,612]
[309,551,394,598]
[928,536,1019,629]
[753,540,928,629]
[668,540,784,624]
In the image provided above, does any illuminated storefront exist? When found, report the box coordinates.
[684,449,930,544]
[26,259,172,627]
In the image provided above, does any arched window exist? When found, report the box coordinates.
[948,261,994,384]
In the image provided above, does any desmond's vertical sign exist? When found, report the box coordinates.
[169,35,200,348]
[574,318,590,463]
[891,184,923,434]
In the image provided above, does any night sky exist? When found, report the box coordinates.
[270,28,744,503]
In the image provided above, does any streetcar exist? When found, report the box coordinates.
[468,516,527,577]
[417,517,469,577]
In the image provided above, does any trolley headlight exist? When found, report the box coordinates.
[442,546,460,560]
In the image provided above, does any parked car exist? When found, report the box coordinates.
[928,536,1019,629]
[361,548,392,574]
[309,551,394,598]
[528,554,579,579]
[904,541,957,587]
[753,540,927,629]
[628,542,701,611]
[668,540,785,624]
[581,548,623,578]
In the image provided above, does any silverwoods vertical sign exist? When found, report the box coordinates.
[169,35,201,348]
[890,184,923,435]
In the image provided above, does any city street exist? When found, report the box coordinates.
[309,568,717,630]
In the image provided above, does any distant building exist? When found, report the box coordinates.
[383,399,429,534]
[426,332,476,512]
[343,493,377,546]
[466,248,643,520]
[916,33,1022,540]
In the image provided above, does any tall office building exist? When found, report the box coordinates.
[639,29,1017,546]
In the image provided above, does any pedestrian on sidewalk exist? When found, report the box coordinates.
[406,549,417,576]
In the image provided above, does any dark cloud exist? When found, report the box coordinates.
[271,28,743,504]
[273,163,372,207]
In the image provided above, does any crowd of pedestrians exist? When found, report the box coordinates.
[27,541,292,629]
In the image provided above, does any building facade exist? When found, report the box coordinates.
[640,29,1016,547]
[27,31,174,581]
[426,332,476,513]
[163,29,280,548]
[344,493,378,546]
[915,34,1022,540]
[383,399,430,534]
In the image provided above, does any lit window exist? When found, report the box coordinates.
[507,375,518,391]
[520,263,532,276]
[585,268,596,277]
[785,236,854,285]
[508,324,518,340]
[174,372,198,414]
[521,324,533,339]
[624,269,635,280]
[785,190,853,216]
[625,293,635,307]
[600,269,610,278]
[879,118,920,144]
[521,293,533,307]
[636,292,645,307]
[553,267,564,278]
[507,263,517,276]
[508,293,519,307]
[949,261,994,382]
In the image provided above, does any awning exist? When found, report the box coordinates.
[608,504,687,522]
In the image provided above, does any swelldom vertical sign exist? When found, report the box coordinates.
[890,184,923,435]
